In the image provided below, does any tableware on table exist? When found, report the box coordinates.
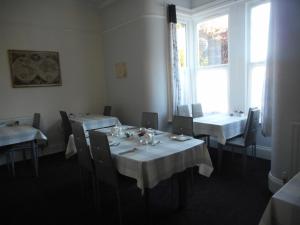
[151,140,160,146]
[170,134,192,142]
[118,147,138,155]
[109,141,120,147]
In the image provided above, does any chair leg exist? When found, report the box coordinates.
[115,189,123,225]
[22,150,27,161]
[242,148,247,175]
[8,151,16,177]
[79,167,85,200]
[31,141,39,177]
[207,136,210,148]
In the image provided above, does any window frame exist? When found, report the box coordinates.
[246,0,270,111]
[193,9,231,113]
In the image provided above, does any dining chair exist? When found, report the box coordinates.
[172,115,196,190]
[172,115,193,136]
[192,103,203,118]
[141,112,158,130]
[59,111,72,148]
[177,105,191,117]
[191,103,210,146]
[71,121,97,206]
[89,130,123,225]
[226,108,260,173]
[103,105,112,116]
[6,113,42,177]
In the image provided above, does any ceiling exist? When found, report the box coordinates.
[88,0,117,9]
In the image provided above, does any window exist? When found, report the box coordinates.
[176,22,191,105]
[248,2,271,111]
[174,0,271,115]
[176,23,187,70]
[195,15,229,113]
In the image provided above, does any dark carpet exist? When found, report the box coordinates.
[0,149,271,225]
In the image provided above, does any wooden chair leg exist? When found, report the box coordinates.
[31,141,39,177]
[116,189,123,225]
[242,148,247,175]
[8,151,16,177]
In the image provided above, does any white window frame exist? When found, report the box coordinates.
[175,0,270,115]
[246,0,270,111]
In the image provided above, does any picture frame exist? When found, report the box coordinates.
[8,50,62,88]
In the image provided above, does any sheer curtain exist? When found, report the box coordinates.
[167,4,181,120]
[261,1,276,136]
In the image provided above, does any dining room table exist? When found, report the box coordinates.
[193,113,247,170]
[65,114,121,158]
[259,171,300,225]
[0,124,47,176]
[69,113,121,131]
[66,125,214,206]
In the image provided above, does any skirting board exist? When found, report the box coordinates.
[268,171,284,193]
[209,139,271,160]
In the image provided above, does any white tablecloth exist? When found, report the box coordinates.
[66,126,214,192]
[259,172,300,225]
[193,113,246,145]
[70,114,121,131]
[0,125,47,147]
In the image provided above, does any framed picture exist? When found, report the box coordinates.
[8,50,62,87]
[115,62,127,79]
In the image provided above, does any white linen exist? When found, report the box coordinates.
[193,113,246,145]
[70,114,121,131]
[259,171,300,225]
[0,125,47,147]
[66,126,214,192]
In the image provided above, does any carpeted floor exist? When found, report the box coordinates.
[0,149,271,225]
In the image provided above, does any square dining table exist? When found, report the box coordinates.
[193,113,247,170]
[67,125,213,198]
[0,125,47,176]
[69,114,121,131]
[259,171,300,225]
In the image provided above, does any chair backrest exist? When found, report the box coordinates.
[172,115,193,136]
[243,108,260,146]
[89,130,118,188]
[103,106,112,116]
[141,112,158,130]
[192,103,203,118]
[59,111,72,146]
[32,113,40,129]
[71,121,94,172]
[177,105,190,117]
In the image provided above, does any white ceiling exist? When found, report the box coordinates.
[88,0,117,9]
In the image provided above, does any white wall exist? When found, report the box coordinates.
[192,0,215,8]
[268,0,300,192]
[101,0,170,130]
[0,0,107,162]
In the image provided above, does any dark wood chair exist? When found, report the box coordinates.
[191,103,204,118]
[71,121,96,205]
[59,111,72,148]
[103,106,112,116]
[177,105,190,117]
[89,130,123,225]
[89,131,137,223]
[172,115,193,136]
[141,112,158,130]
[226,108,260,173]
[191,103,210,147]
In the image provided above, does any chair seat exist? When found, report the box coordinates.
[226,136,246,147]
